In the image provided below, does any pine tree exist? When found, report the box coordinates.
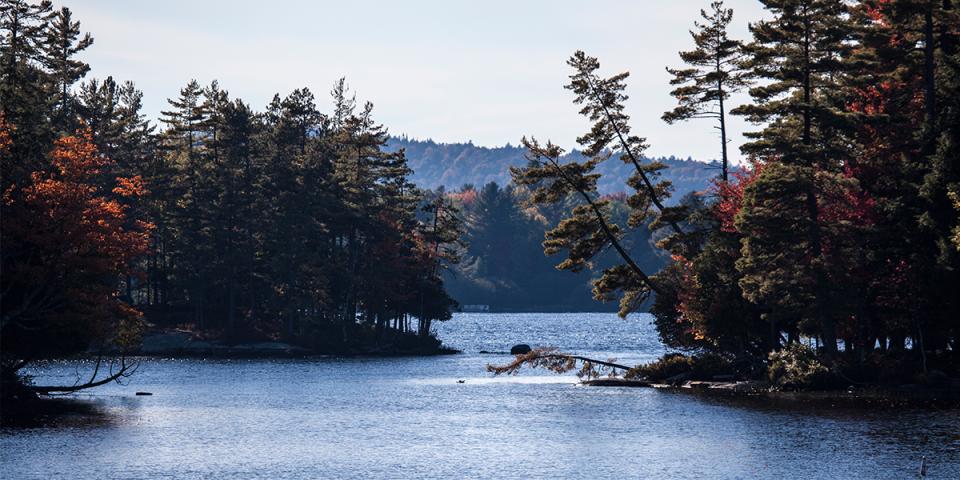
[466,182,525,278]
[0,0,52,111]
[77,77,156,177]
[41,6,92,133]
[0,0,54,180]
[663,1,747,182]
[515,137,659,317]
[514,51,699,317]
[734,163,818,348]
[732,0,855,354]
[734,0,854,166]
[565,51,689,252]
[159,80,212,326]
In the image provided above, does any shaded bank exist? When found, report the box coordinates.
[493,347,960,409]
[582,378,960,409]
[133,327,459,358]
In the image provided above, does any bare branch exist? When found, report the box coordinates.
[487,347,632,379]
[32,356,140,395]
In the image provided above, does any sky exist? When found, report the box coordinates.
[66,1,771,164]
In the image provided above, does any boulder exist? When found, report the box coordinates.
[510,344,532,355]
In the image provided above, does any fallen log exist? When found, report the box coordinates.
[487,347,632,377]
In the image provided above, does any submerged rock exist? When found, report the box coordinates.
[510,344,532,355]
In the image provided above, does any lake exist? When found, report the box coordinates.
[2,313,959,479]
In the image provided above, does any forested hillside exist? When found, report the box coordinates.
[388,136,721,198]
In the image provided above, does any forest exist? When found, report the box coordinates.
[502,0,960,388]
[1,0,465,398]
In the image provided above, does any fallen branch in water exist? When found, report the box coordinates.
[486,347,632,379]
[31,355,139,395]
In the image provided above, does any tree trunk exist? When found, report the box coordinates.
[717,55,728,183]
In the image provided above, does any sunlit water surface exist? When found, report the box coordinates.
[2,313,959,479]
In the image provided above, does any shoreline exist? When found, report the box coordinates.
[582,378,960,408]
[128,328,460,359]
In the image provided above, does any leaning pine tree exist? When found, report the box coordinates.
[514,51,695,318]
[498,51,699,377]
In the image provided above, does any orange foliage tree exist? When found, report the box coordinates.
[1,125,152,371]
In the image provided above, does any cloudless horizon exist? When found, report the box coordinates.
[67,0,769,164]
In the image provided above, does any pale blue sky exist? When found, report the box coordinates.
[66,1,769,164]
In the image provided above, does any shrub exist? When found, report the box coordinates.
[767,343,840,390]
[627,352,734,382]
[626,353,693,381]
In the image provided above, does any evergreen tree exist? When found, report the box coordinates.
[734,163,817,348]
[41,6,92,133]
[565,51,689,252]
[159,80,211,326]
[466,182,526,278]
[515,51,697,317]
[732,0,856,354]
[663,1,747,182]
[0,0,54,181]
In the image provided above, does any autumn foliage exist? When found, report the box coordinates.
[713,161,763,233]
[1,127,152,358]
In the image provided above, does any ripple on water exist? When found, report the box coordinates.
[3,313,959,480]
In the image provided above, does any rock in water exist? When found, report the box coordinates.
[510,344,532,355]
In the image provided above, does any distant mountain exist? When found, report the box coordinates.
[387,137,723,199]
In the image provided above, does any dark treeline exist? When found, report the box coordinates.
[1,0,462,397]
[441,181,689,311]
[140,78,461,346]
[512,0,959,387]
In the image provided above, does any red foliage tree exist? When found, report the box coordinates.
[1,128,152,363]
[713,161,764,233]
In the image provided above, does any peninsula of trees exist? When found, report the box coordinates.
[505,0,959,389]
[2,0,463,400]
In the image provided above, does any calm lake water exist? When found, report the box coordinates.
[2,312,959,479]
